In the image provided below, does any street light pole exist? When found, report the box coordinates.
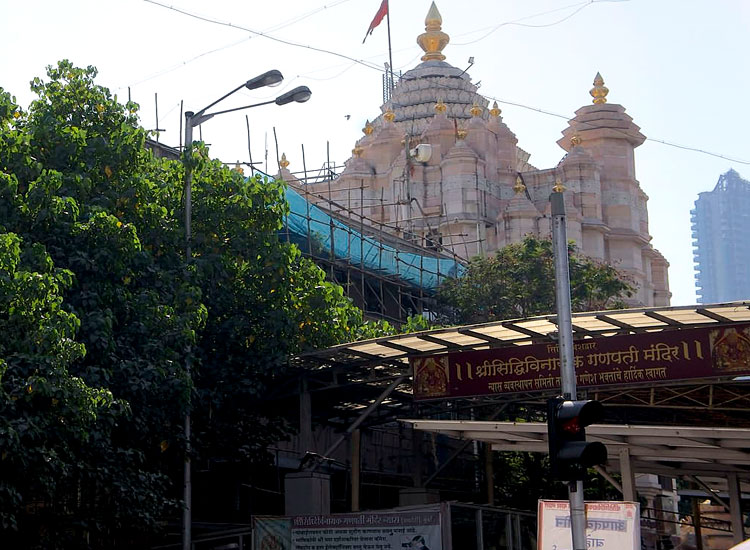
[550,185,587,550]
[180,72,310,550]
[182,111,194,550]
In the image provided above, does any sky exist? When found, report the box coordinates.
[2,0,749,306]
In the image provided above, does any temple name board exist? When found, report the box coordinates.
[411,324,750,400]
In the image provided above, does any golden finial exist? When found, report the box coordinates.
[352,144,364,157]
[384,108,396,123]
[470,102,482,117]
[513,176,526,195]
[570,134,582,147]
[417,2,450,62]
[363,120,374,135]
[233,161,244,174]
[590,72,609,104]
[435,98,447,114]
[489,101,501,117]
[279,153,290,169]
[456,128,467,140]
[553,179,565,193]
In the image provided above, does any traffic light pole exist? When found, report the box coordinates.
[550,190,587,550]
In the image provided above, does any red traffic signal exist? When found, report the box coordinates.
[547,398,607,481]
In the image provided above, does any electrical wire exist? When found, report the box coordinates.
[453,0,629,46]
[143,0,384,73]
[484,95,750,165]
[141,0,748,166]
[261,0,354,34]
[123,35,252,89]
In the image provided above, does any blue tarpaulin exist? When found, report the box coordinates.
[280,183,464,292]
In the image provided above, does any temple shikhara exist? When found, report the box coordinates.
[279,2,671,307]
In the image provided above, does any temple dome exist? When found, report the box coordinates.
[372,3,487,134]
[380,61,487,133]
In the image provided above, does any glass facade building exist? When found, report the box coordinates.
[691,169,750,303]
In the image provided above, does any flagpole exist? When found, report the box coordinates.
[385,0,394,93]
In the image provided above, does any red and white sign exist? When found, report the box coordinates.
[537,500,640,550]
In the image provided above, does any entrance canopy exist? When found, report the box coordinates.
[400,419,750,479]
[290,302,750,427]
[296,302,750,370]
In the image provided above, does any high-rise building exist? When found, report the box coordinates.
[692,169,750,303]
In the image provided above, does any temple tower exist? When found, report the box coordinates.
[558,74,670,305]
[284,5,670,306]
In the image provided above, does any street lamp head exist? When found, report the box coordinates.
[275,86,312,106]
[245,69,284,90]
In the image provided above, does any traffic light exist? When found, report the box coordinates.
[547,398,607,481]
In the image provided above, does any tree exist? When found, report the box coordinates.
[436,235,634,324]
[0,61,366,546]
[0,232,114,533]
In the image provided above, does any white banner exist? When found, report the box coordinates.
[254,510,443,550]
[537,500,640,550]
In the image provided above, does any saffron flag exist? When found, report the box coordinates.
[363,0,388,43]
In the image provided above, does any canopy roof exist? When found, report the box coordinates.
[294,302,750,373]
[401,419,750,479]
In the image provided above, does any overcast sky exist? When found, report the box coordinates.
[2,0,749,306]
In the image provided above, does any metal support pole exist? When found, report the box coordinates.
[300,379,312,453]
[182,111,194,550]
[313,375,406,471]
[594,465,623,495]
[550,190,586,550]
[618,447,636,502]
[728,472,744,544]
[691,497,703,550]
[351,429,361,512]
[485,443,494,505]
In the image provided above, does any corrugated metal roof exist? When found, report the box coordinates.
[401,419,750,478]
[294,302,750,372]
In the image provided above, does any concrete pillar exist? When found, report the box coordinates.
[285,472,330,515]
[728,472,744,544]
[619,447,636,502]
[398,488,440,506]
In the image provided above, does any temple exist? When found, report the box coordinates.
[280,2,670,307]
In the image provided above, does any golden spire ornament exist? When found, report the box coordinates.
[456,128,467,140]
[363,120,374,135]
[470,102,482,117]
[489,101,501,117]
[513,176,526,195]
[352,144,364,158]
[417,2,450,61]
[570,134,582,147]
[383,108,395,123]
[553,179,566,193]
[435,98,447,114]
[233,161,244,174]
[279,153,290,169]
[590,72,609,104]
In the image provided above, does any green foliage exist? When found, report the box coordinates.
[0,61,366,546]
[351,314,436,341]
[436,235,634,324]
[0,232,124,536]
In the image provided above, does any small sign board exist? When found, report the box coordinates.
[253,509,443,550]
[537,500,640,550]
